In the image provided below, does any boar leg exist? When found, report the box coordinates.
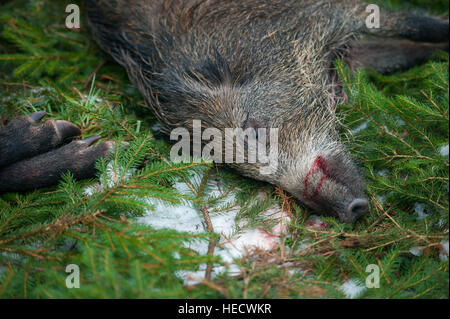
[0,112,112,193]
[0,112,81,167]
[346,39,448,74]
[356,5,449,43]
[0,137,113,193]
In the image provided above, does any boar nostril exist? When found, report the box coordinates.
[347,198,369,218]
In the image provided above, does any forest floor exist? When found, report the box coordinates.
[0,0,448,298]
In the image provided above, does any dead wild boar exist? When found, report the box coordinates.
[0,0,448,223]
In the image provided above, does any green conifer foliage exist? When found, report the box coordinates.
[0,0,448,298]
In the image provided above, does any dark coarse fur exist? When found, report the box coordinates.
[85,0,448,223]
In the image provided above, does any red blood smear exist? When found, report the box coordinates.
[312,175,327,198]
[305,220,329,229]
[303,156,330,198]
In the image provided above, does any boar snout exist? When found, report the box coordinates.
[279,152,370,224]
[340,198,370,223]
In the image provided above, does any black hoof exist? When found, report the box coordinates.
[0,113,82,167]
[0,113,114,193]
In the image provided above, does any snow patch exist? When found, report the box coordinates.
[438,144,449,157]
[375,195,387,205]
[82,162,292,285]
[138,179,291,285]
[375,169,389,177]
[351,120,369,134]
[305,215,328,230]
[395,118,406,126]
[414,203,429,221]
[440,241,449,261]
[83,162,134,196]
[151,123,163,133]
[339,279,367,299]
[409,246,424,257]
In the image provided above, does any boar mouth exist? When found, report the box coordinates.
[301,196,369,224]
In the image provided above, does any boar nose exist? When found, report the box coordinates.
[344,198,369,222]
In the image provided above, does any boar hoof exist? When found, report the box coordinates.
[0,112,113,193]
